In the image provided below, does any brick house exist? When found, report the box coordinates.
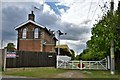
[15,11,57,52]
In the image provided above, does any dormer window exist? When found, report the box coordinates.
[22,28,27,39]
[34,28,39,38]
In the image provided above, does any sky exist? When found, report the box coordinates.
[0,0,119,54]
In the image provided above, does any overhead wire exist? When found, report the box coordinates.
[85,0,110,41]
[90,0,110,25]
[86,0,93,20]
[85,0,101,28]
[90,0,101,23]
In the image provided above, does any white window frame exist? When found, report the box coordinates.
[22,28,27,39]
[34,28,39,38]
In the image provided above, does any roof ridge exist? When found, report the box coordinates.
[15,20,45,30]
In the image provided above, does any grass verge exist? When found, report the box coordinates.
[82,70,120,78]
[2,67,69,78]
[2,68,120,78]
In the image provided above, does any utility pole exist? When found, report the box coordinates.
[110,0,115,75]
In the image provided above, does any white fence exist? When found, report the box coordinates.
[57,56,110,70]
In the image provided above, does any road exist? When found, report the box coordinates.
[2,78,85,80]
[2,78,48,80]
[2,76,48,80]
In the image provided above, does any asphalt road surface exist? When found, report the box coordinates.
[1,78,87,80]
[2,78,119,80]
[2,78,48,80]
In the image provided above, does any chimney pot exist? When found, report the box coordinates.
[28,11,35,21]
[31,11,33,14]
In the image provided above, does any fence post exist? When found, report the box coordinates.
[80,60,82,70]
[89,62,90,69]
[64,61,66,68]
[107,56,110,70]
[72,61,73,69]
[3,49,7,71]
[97,61,99,69]
[56,55,58,68]
[105,58,107,70]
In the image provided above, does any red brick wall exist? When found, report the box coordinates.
[17,22,56,52]
[44,31,51,43]
[44,31,56,52]
[18,23,42,39]
[19,39,41,52]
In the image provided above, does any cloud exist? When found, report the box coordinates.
[37,11,60,26]
[2,2,45,40]
[1,2,91,53]
[60,40,86,54]
[2,4,27,40]
[60,23,91,40]
[2,0,115,53]
[60,1,100,25]
[2,0,44,3]
[43,3,51,12]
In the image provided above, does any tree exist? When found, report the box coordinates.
[80,2,120,73]
[114,1,120,73]
[80,8,117,60]
[75,55,79,60]
[70,49,75,60]
[5,43,15,52]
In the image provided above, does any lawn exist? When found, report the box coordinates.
[82,70,120,78]
[2,67,120,79]
[2,67,69,78]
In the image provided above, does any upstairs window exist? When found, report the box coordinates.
[34,28,39,38]
[22,28,27,39]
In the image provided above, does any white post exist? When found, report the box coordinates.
[58,36,60,55]
[56,56,58,68]
[64,61,66,68]
[97,62,99,69]
[72,61,73,69]
[89,62,90,69]
[107,56,110,69]
[110,40,115,74]
[3,49,7,71]
[106,58,108,70]
[56,30,60,68]
[80,60,82,70]
[57,30,61,55]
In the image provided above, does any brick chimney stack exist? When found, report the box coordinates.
[28,11,35,21]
